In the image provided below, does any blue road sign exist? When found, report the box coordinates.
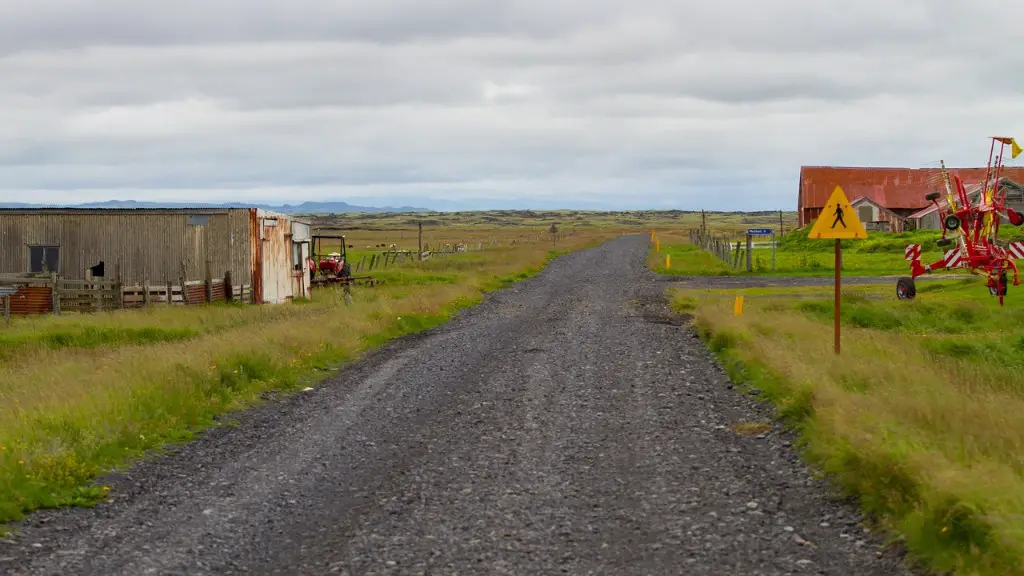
[747,228,773,235]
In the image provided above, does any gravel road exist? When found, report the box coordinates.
[1,235,912,575]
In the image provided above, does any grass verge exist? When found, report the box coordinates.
[676,280,1024,575]
[0,232,613,527]
[649,225,1024,277]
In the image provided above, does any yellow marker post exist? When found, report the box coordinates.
[807,185,867,354]
[733,295,744,317]
[656,239,660,252]
[665,254,671,269]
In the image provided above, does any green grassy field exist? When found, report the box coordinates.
[651,225,1024,278]
[675,278,1024,575]
[0,228,615,528]
[303,208,799,235]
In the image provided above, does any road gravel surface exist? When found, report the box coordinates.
[1,235,912,575]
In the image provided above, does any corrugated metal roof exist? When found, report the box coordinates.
[799,166,1024,211]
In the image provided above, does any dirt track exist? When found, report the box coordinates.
[0,236,912,575]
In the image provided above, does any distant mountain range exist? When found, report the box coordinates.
[0,200,433,214]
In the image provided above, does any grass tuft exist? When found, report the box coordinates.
[676,280,1024,575]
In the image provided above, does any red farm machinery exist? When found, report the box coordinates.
[309,234,379,288]
[901,136,1024,305]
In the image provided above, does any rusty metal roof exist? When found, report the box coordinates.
[799,166,1024,211]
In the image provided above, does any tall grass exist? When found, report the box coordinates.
[0,231,614,525]
[682,287,1024,575]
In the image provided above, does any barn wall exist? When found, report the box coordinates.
[0,210,254,284]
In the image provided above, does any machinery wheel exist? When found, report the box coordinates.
[944,214,961,231]
[937,238,952,247]
[897,277,916,300]
[925,192,941,201]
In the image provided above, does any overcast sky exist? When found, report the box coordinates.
[0,0,1022,210]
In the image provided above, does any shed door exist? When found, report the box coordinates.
[858,205,873,223]
[260,219,290,303]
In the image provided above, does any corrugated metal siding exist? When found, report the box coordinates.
[0,210,254,284]
[9,286,53,315]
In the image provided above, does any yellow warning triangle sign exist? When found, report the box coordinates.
[808,185,868,239]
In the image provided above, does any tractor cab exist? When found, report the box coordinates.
[311,234,351,279]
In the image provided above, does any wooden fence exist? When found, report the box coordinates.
[0,273,253,317]
[350,242,486,273]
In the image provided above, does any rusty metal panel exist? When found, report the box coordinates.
[9,285,53,315]
[258,213,291,303]
[249,208,261,304]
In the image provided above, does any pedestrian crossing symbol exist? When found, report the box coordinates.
[808,186,868,239]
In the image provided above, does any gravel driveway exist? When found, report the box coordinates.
[1,235,912,575]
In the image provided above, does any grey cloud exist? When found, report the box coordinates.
[0,0,1022,210]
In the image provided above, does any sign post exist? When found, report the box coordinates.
[745,228,774,272]
[807,186,867,354]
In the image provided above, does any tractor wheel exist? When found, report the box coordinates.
[897,277,916,300]
[925,192,941,201]
[937,238,952,247]
[944,214,961,231]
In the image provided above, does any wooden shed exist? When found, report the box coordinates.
[0,207,310,305]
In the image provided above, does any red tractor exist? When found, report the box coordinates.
[311,234,351,283]
[901,136,1024,305]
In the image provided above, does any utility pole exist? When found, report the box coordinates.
[779,210,784,235]
[418,221,423,261]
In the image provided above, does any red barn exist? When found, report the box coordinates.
[797,166,1024,228]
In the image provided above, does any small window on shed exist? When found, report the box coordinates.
[189,214,209,226]
[29,245,60,274]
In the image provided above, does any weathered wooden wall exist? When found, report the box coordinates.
[0,209,253,284]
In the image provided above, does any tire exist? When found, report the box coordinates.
[925,192,941,201]
[937,238,952,247]
[944,214,961,231]
[897,277,916,300]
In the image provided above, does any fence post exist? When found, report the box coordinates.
[51,272,61,315]
[746,233,753,272]
[205,260,213,304]
[225,271,233,303]
[166,281,173,306]
[143,276,150,307]
[772,232,777,271]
